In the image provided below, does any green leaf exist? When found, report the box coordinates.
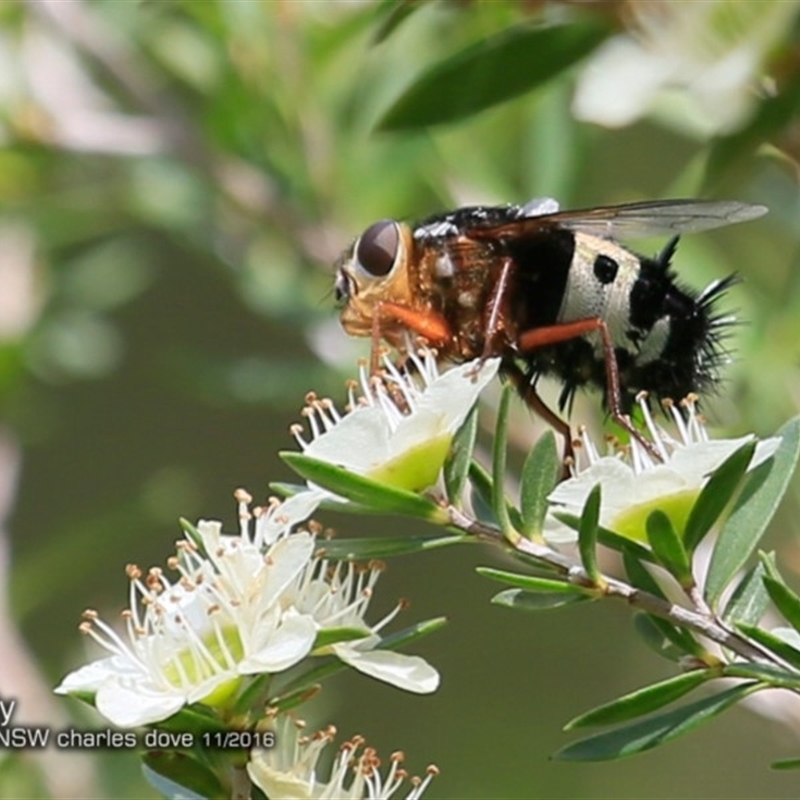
[645,614,704,660]
[313,626,369,651]
[632,613,690,663]
[578,484,602,585]
[763,575,800,632]
[179,517,204,552]
[565,671,714,730]
[142,753,223,800]
[377,615,448,650]
[683,440,755,552]
[316,534,469,560]
[519,430,560,539]
[736,622,800,670]
[722,559,771,627]
[371,0,424,44]
[705,418,800,607]
[723,662,800,691]
[279,452,446,523]
[623,550,667,599]
[491,385,516,538]
[554,683,760,762]
[469,461,499,526]
[623,554,703,658]
[378,21,610,130]
[491,587,590,611]
[266,684,321,715]
[477,566,585,595]
[444,405,478,507]
[646,510,692,587]
[771,758,800,771]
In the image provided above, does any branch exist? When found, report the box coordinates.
[447,506,777,666]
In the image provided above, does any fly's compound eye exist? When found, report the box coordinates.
[355,220,400,279]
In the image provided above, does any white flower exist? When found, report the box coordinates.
[545,395,780,544]
[572,0,799,136]
[247,717,438,800]
[290,555,439,694]
[290,350,499,497]
[55,498,320,728]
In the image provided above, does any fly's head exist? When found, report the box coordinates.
[335,219,417,337]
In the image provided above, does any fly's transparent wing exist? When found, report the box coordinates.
[469,199,768,241]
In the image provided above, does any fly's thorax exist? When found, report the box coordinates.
[337,221,418,337]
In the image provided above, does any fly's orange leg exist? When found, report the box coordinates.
[517,318,662,462]
[370,301,453,374]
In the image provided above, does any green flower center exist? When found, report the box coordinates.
[368,434,452,492]
[611,489,699,543]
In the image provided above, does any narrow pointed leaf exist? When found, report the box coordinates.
[491,587,590,611]
[477,566,584,595]
[444,406,478,507]
[371,0,422,44]
[565,671,714,729]
[374,616,448,650]
[771,758,800,771]
[378,21,610,130]
[646,614,704,659]
[520,430,560,538]
[313,627,369,651]
[491,385,516,537]
[178,518,204,552]
[736,622,800,670]
[578,484,602,585]
[623,554,703,658]
[683,440,755,552]
[469,461,499,526]
[554,683,760,761]
[632,613,689,663]
[705,417,800,607]
[317,534,469,560]
[647,510,692,587]
[266,684,321,715]
[280,452,446,522]
[723,663,800,690]
[623,550,667,599]
[722,559,771,627]
[763,576,800,632]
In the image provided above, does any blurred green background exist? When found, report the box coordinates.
[3,0,800,797]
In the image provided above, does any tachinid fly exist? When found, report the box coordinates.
[333,197,767,456]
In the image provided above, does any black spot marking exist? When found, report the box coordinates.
[593,254,619,284]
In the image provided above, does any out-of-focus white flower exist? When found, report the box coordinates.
[291,350,499,496]
[248,716,438,800]
[545,395,780,544]
[54,499,319,728]
[573,0,800,136]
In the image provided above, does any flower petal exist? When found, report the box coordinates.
[95,679,186,727]
[240,612,317,674]
[332,645,440,694]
